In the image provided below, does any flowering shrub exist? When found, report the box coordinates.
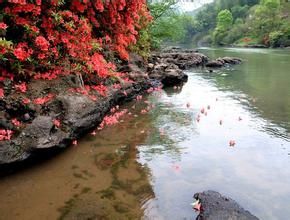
[0,0,151,83]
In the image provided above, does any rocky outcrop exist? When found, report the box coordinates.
[194,191,259,220]
[146,50,208,86]
[0,79,152,165]
[206,57,242,68]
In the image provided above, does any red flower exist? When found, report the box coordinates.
[22,98,31,104]
[0,129,13,141]
[53,119,61,128]
[11,118,21,127]
[35,36,50,51]
[13,47,29,61]
[0,88,4,98]
[0,22,8,30]
[15,82,27,93]
[33,94,54,105]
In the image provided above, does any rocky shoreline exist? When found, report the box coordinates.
[0,49,241,167]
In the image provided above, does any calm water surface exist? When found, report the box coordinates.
[0,48,290,220]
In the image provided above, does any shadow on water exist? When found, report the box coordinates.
[0,99,158,220]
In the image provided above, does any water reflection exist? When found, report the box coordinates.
[200,47,290,136]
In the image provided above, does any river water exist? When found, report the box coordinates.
[0,48,290,220]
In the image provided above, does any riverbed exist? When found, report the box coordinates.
[0,48,290,220]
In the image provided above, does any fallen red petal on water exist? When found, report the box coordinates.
[229,140,236,147]
[172,164,180,171]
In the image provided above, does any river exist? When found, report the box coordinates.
[0,48,290,220]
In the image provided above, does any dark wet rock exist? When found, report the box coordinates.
[56,95,103,135]
[0,141,30,164]
[19,116,70,151]
[194,191,259,220]
[149,63,187,86]
[147,50,207,87]
[222,57,242,65]
[206,57,242,68]
[149,51,208,70]
[205,60,224,68]
[0,118,13,130]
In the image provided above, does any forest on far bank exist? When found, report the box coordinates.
[153,0,290,48]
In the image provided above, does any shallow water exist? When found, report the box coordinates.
[1,48,290,220]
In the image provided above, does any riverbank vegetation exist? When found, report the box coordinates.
[149,0,290,48]
[190,0,290,47]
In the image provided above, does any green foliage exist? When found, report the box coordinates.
[213,9,233,44]
[146,0,198,49]
[269,30,284,47]
[217,9,233,30]
[189,0,290,47]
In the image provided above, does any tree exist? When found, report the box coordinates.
[213,9,233,44]
[217,9,234,30]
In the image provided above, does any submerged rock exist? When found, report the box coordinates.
[194,191,259,220]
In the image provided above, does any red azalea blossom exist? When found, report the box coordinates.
[0,22,8,30]
[33,93,54,105]
[0,0,152,98]
[15,82,27,93]
[22,98,31,104]
[91,84,107,97]
[53,119,61,128]
[0,88,4,98]
[11,118,21,127]
[0,129,13,141]
[13,47,29,61]
[35,36,50,51]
